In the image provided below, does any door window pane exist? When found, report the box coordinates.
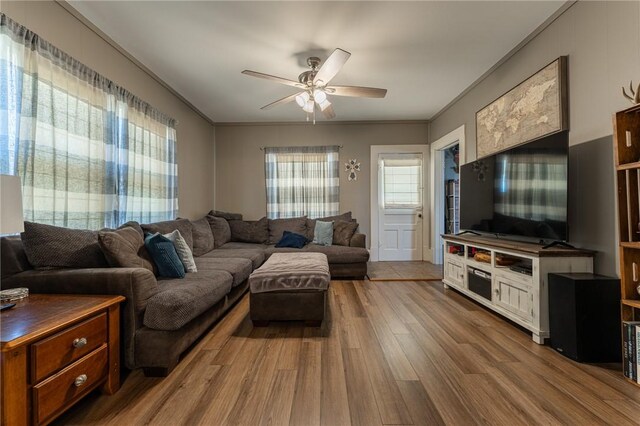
[382,156,422,208]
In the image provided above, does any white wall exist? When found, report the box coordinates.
[429,1,640,275]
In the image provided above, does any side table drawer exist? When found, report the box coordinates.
[31,313,107,383]
[33,344,108,425]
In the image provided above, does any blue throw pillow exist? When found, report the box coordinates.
[144,233,186,278]
[275,231,308,249]
[313,220,333,246]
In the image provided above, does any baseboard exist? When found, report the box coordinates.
[424,247,433,262]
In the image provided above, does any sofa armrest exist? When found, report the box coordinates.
[2,268,158,369]
[350,233,366,248]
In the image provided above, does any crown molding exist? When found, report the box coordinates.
[55,0,215,126]
[429,1,576,122]
[215,119,429,127]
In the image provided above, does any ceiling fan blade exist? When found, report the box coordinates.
[242,70,304,88]
[327,85,387,98]
[322,104,336,120]
[313,48,351,86]
[260,92,301,110]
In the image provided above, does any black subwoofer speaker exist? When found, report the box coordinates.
[548,273,621,362]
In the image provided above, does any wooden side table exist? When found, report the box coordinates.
[1,294,125,425]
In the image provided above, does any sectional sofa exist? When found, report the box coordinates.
[0,211,368,376]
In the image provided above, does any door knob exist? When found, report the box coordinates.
[418,214,422,218]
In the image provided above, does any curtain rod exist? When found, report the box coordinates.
[259,145,343,151]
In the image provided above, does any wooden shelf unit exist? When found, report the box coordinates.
[622,299,640,309]
[613,104,640,388]
[442,234,593,344]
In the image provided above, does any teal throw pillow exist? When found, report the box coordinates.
[313,220,334,246]
[144,233,186,278]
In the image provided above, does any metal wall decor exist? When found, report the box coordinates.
[345,159,361,181]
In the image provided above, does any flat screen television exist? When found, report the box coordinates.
[459,131,569,242]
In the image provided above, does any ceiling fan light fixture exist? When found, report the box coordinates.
[313,89,327,104]
[319,99,331,111]
[295,91,310,107]
[303,99,315,113]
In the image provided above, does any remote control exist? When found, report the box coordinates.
[0,303,16,311]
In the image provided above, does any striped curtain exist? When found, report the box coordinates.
[494,150,567,221]
[0,14,177,229]
[265,146,339,219]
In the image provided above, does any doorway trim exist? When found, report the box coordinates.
[370,144,429,262]
[430,125,465,264]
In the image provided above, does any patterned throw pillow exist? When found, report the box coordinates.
[98,227,155,273]
[229,217,269,244]
[313,221,334,246]
[275,231,309,249]
[333,220,359,246]
[144,233,185,278]
[164,230,197,273]
[21,221,109,269]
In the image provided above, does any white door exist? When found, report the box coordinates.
[378,153,424,261]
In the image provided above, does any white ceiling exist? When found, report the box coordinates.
[69,1,565,123]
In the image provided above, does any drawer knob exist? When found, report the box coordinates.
[72,337,87,348]
[74,374,88,387]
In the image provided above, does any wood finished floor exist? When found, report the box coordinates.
[56,280,640,426]
[367,261,443,281]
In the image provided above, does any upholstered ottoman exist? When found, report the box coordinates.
[249,252,330,326]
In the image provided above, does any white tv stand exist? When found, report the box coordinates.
[442,234,594,344]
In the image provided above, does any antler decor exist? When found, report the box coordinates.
[622,81,640,104]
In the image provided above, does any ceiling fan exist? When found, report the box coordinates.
[242,48,387,122]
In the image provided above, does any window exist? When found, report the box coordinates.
[0,14,177,229]
[264,146,339,219]
[381,155,422,208]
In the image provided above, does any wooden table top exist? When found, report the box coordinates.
[442,234,596,257]
[1,294,125,350]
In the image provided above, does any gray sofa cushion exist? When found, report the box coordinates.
[265,243,369,264]
[201,247,265,269]
[98,227,155,273]
[229,217,269,244]
[143,270,233,331]
[208,210,243,221]
[268,217,307,244]
[0,236,31,279]
[306,212,353,240]
[194,257,252,287]
[333,220,359,246]
[206,215,231,248]
[142,219,194,251]
[190,216,215,256]
[118,221,144,237]
[219,242,267,250]
[21,221,109,269]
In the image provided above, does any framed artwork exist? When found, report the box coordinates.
[476,56,568,159]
